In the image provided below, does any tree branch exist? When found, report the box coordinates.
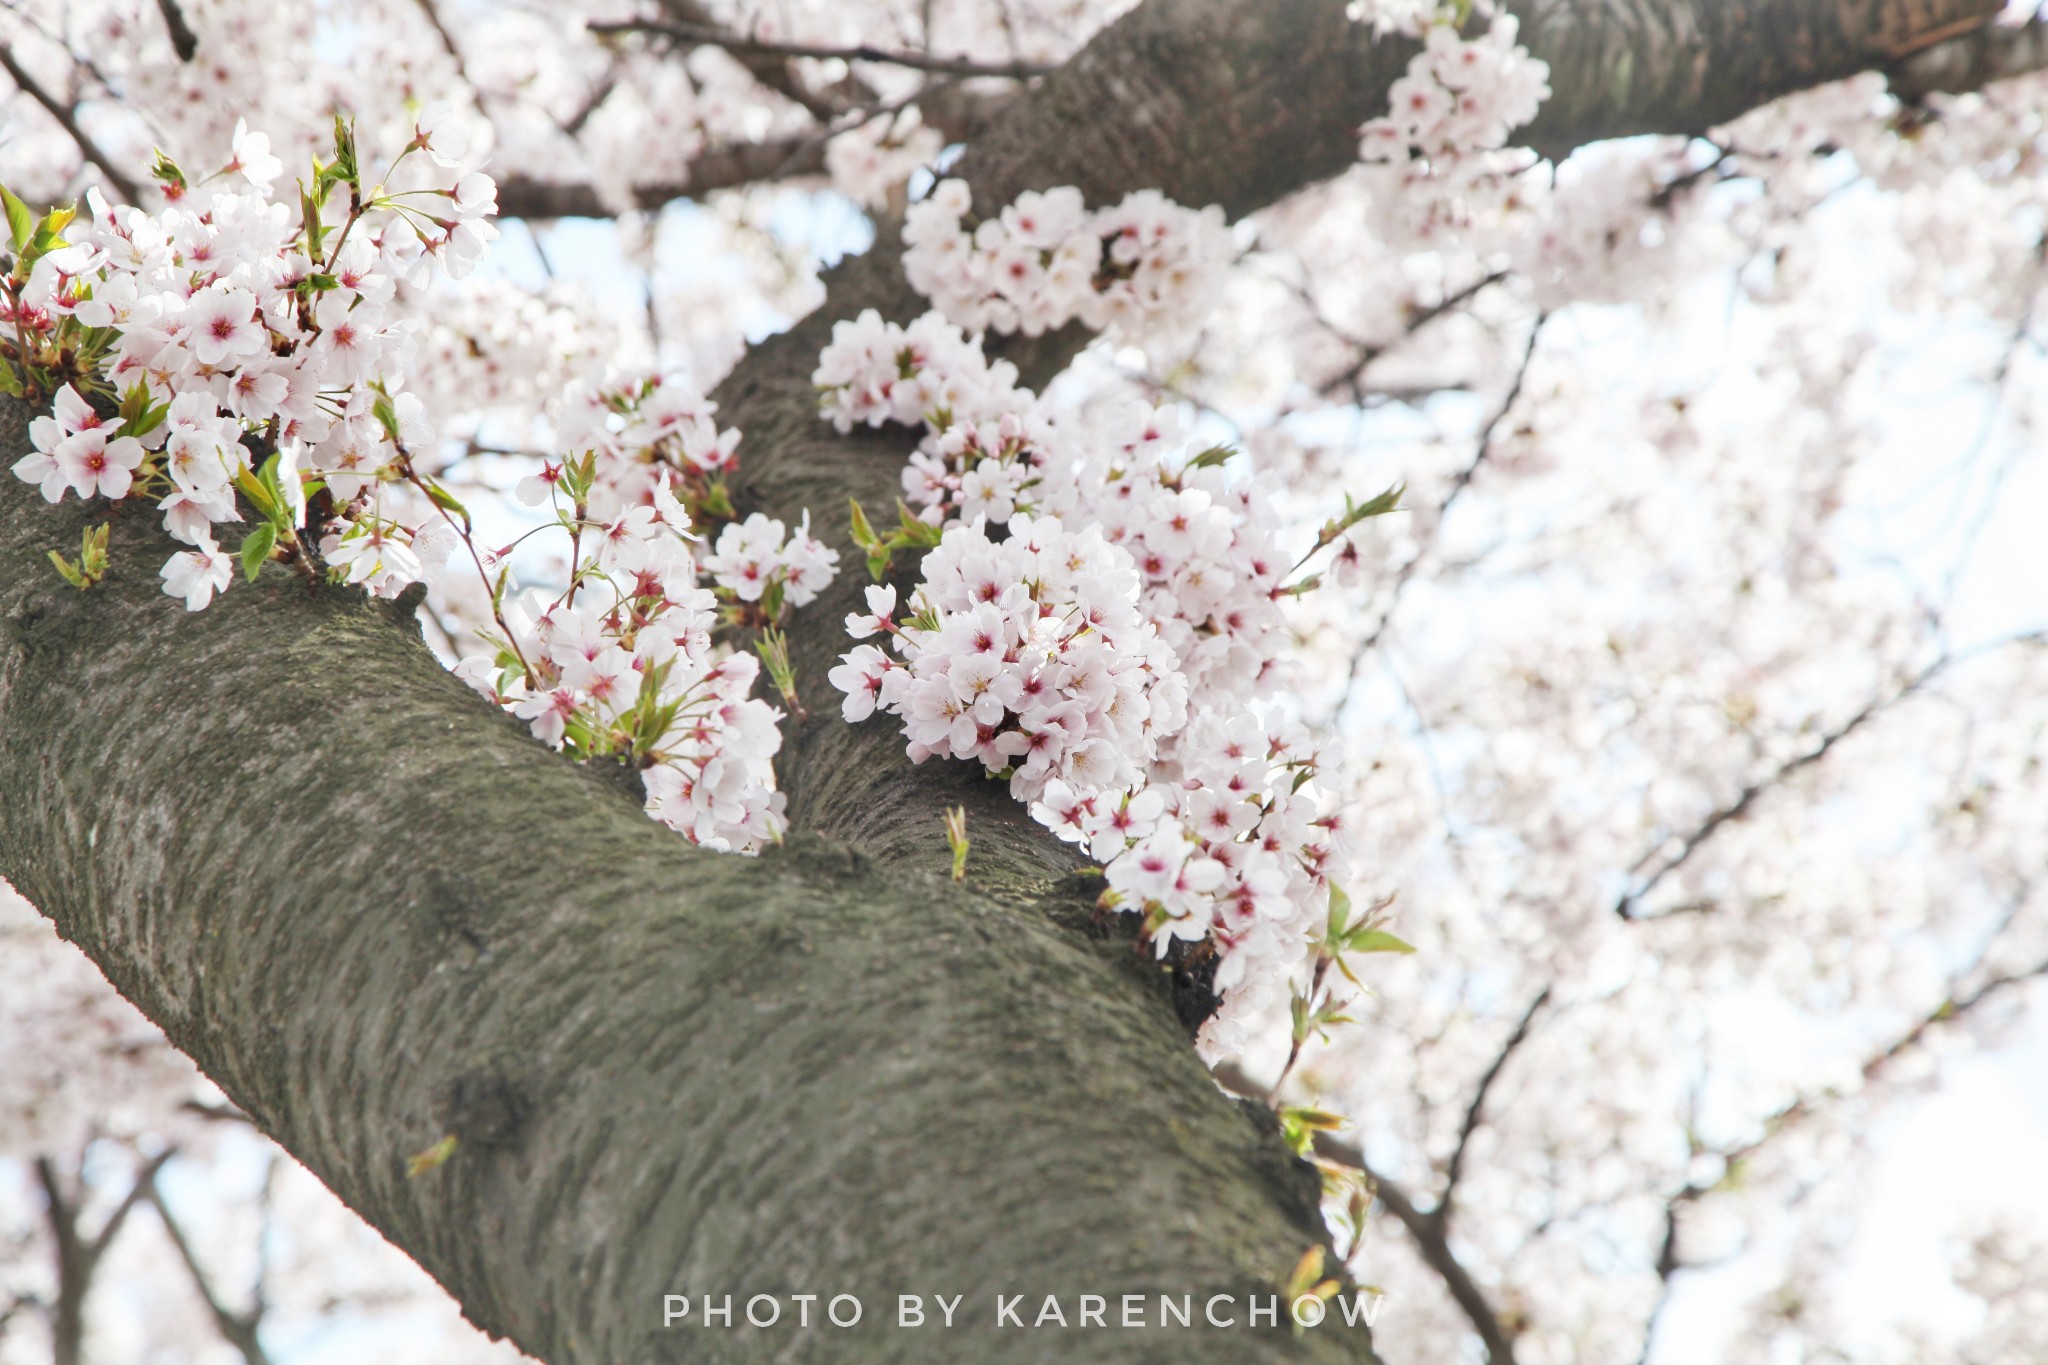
[1315,1141,1521,1365]
[649,0,860,122]
[589,18,1053,80]
[0,373,1372,1365]
[493,133,826,219]
[0,42,143,203]
[1889,13,2048,98]
[86,1147,177,1264]
[154,0,199,61]
[147,1182,273,1365]
[1347,314,1545,664]
[1614,631,2047,919]
[1437,985,1551,1232]
[1631,914,2048,1357]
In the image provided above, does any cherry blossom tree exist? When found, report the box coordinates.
[2,0,2048,1363]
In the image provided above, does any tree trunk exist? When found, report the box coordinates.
[0,1,2033,1363]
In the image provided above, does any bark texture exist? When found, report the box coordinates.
[0,401,1357,1365]
[0,0,2039,1362]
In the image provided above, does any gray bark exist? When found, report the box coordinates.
[0,1,2036,1363]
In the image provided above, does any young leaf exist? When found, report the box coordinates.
[0,183,33,254]
[47,549,89,590]
[1342,928,1417,956]
[848,496,881,551]
[405,1134,458,1177]
[240,523,277,581]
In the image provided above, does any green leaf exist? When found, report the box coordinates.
[1326,883,1353,941]
[405,1134,458,1177]
[239,523,277,581]
[847,496,880,550]
[0,183,33,253]
[895,501,943,547]
[47,549,89,589]
[1345,482,1404,524]
[1341,928,1416,956]
[332,114,361,188]
[420,477,468,521]
[34,204,73,244]
[1277,1105,1346,1158]
[150,148,187,193]
[371,392,401,442]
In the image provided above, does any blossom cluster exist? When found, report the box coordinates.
[446,368,839,852]
[1357,18,1551,163]
[828,512,1187,799]
[6,111,494,611]
[1035,713,1353,1053]
[902,178,1233,346]
[1348,11,1552,248]
[812,307,1031,435]
[817,310,1367,1054]
[456,454,829,853]
[816,310,1293,701]
[825,108,945,211]
[5,129,837,853]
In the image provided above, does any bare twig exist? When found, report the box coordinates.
[654,0,849,122]
[1439,985,1552,1229]
[1614,630,2048,919]
[494,133,825,219]
[0,42,143,202]
[154,0,198,60]
[147,1182,273,1365]
[1316,270,1511,403]
[1315,1139,1521,1365]
[588,18,1052,80]
[35,1147,177,1365]
[1350,313,1546,660]
[181,1097,258,1125]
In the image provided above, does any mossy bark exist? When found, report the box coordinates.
[0,1,2024,1362]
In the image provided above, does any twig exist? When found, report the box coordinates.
[1438,985,1551,1229]
[0,42,143,202]
[655,0,849,122]
[1614,629,2048,919]
[155,0,198,60]
[588,18,1052,80]
[147,1182,273,1365]
[1316,270,1511,402]
[1350,312,1545,660]
[1315,1139,1521,1365]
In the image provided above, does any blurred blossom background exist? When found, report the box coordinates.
[4,0,2048,1361]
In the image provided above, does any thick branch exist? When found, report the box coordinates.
[0,386,1375,1365]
